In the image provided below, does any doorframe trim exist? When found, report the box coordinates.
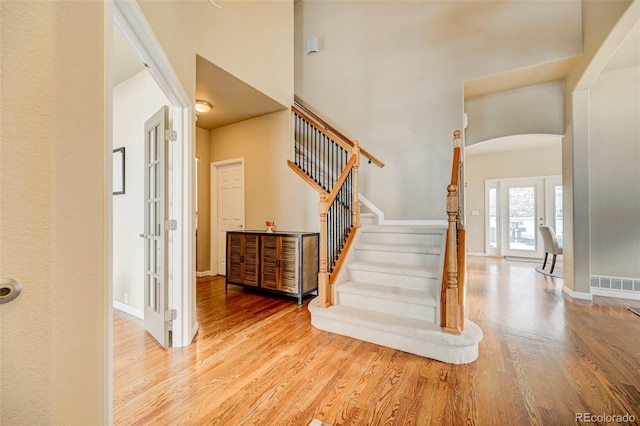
[210,158,245,277]
[112,1,196,350]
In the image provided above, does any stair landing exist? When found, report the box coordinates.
[309,224,482,364]
[309,300,482,364]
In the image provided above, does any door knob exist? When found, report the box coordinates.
[0,278,22,304]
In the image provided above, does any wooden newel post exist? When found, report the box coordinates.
[317,193,330,308]
[444,184,462,335]
[352,140,361,229]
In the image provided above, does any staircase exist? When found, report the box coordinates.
[308,224,482,364]
[289,99,482,364]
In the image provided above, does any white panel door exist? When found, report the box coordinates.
[216,163,245,275]
[142,106,170,347]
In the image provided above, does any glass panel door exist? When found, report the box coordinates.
[502,180,544,258]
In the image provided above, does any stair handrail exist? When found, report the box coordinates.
[441,130,466,335]
[289,102,382,308]
[294,97,385,168]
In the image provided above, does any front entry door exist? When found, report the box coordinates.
[486,176,561,258]
[142,106,170,347]
[502,180,544,258]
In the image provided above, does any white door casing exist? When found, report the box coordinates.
[210,159,245,275]
[142,106,170,347]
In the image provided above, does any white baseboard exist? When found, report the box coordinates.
[113,300,144,319]
[196,270,213,278]
[467,252,487,257]
[562,286,593,300]
[591,288,640,301]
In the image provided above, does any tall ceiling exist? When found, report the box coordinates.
[112,26,285,131]
[195,55,285,130]
[113,11,638,130]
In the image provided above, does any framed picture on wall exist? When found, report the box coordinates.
[113,147,125,195]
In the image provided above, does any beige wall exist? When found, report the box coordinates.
[0,2,106,423]
[465,142,563,254]
[589,65,640,278]
[563,0,634,293]
[465,81,565,147]
[209,111,318,264]
[296,1,581,220]
[196,127,211,273]
[139,0,294,109]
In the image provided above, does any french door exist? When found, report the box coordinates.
[486,176,562,258]
[142,106,170,347]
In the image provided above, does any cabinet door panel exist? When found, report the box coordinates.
[243,234,259,286]
[280,237,299,293]
[261,236,279,290]
[227,233,243,281]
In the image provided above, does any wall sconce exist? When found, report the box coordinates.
[195,100,212,113]
[306,36,319,55]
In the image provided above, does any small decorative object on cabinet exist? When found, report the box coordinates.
[226,231,319,304]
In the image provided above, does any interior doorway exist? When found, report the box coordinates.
[111,1,196,351]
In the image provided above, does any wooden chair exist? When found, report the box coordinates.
[539,226,562,274]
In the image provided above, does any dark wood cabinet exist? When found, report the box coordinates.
[226,231,319,304]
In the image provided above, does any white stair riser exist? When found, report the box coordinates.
[355,249,441,267]
[347,269,440,292]
[359,214,376,226]
[361,232,444,246]
[337,292,437,322]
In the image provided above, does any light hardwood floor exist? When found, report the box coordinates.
[114,257,640,425]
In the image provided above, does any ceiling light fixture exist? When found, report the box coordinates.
[195,100,212,113]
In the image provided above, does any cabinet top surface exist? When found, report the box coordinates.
[228,230,319,237]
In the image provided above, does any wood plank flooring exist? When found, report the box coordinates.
[114,257,640,425]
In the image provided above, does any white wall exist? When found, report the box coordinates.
[295,1,581,220]
[589,65,640,279]
[465,140,563,254]
[0,2,106,423]
[113,70,171,313]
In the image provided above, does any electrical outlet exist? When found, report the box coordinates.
[124,292,128,304]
